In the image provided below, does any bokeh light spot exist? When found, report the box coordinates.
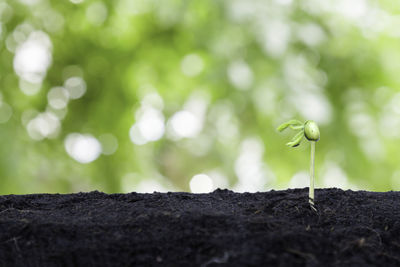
[13,31,52,84]
[86,2,108,26]
[169,110,201,139]
[181,54,204,77]
[65,133,102,164]
[129,107,165,145]
[189,174,213,193]
[47,87,69,109]
[98,133,118,155]
[27,112,60,140]
[227,60,253,90]
[129,124,148,145]
[64,77,86,99]
[19,79,42,96]
[234,138,268,192]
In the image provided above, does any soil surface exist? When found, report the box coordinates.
[0,188,399,266]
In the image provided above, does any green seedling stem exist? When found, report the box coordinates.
[309,141,316,211]
[277,119,320,212]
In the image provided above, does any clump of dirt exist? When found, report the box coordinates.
[0,188,399,266]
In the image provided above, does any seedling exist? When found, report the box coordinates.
[277,120,320,211]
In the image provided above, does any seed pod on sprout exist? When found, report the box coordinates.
[304,121,320,141]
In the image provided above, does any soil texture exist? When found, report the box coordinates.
[0,188,399,266]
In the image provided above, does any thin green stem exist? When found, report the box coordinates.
[309,141,317,211]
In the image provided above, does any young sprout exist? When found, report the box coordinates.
[277,120,320,211]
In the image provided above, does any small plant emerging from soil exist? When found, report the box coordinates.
[277,120,320,211]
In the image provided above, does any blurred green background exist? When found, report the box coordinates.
[0,0,399,194]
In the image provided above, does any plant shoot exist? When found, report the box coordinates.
[277,120,320,211]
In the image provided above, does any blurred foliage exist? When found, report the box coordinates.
[1,0,400,194]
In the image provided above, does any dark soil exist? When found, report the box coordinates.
[0,188,399,266]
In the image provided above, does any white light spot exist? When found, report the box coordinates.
[26,112,60,140]
[259,20,291,57]
[141,92,164,110]
[64,133,102,164]
[70,0,84,4]
[46,105,68,120]
[13,31,52,84]
[12,23,34,44]
[181,54,204,77]
[64,76,86,99]
[347,112,374,138]
[137,107,165,141]
[227,0,257,22]
[190,174,213,193]
[169,110,201,138]
[297,23,326,47]
[98,133,118,155]
[291,92,332,125]
[47,86,69,109]
[337,0,367,19]
[167,92,208,140]
[129,124,148,145]
[19,79,42,96]
[210,101,239,143]
[252,86,277,116]
[233,137,268,192]
[129,107,165,145]
[283,54,319,89]
[183,91,209,116]
[227,60,253,90]
[86,2,108,26]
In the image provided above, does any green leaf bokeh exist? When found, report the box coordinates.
[1,0,400,194]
